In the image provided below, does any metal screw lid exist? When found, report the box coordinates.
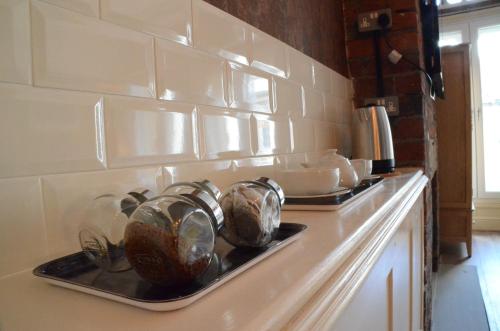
[254,177,285,206]
[162,182,224,232]
[193,179,222,200]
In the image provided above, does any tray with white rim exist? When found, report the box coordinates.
[282,176,384,211]
[33,223,307,311]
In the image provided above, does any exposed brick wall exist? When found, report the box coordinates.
[343,1,438,330]
[204,0,348,76]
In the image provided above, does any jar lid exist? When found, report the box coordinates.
[163,182,224,232]
[254,177,285,206]
[193,179,221,200]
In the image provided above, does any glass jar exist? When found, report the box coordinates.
[124,195,216,287]
[219,180,280,248]
[78,193,140,272]
[162,180,224,232]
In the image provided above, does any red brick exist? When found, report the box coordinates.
[394,140,425,163]
[395,72,424,94]
[393,116,425,140]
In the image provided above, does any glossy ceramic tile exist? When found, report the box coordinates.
[251,30,288,78]
[0,177,47,278]
[0,83,106,178]
[0,0,31,84]
[314,121,337,151]
[252,114,291,155]
[313,61,333,93]
[324,92,340,122]
[290,119,315,153]
[101,0,191,46]
[287,46,313,88]
[104,96,198,168]
[42,167,162,257]
[233,157,275,182]
[40,0,98,17]
[302,87,325,120]
[162,159,233,191]
[192,0,249,65]
[227,62,272,113]
[156,39,226,107]
[273,76,303,118]
[332,71,348,98]
[198,106,252,160]
[31,1,155,98]
[340,99,353,124]
[336,124,352,157]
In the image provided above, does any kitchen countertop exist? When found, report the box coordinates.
[0,169,427,331]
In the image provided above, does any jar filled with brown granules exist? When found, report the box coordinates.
[124,195,215,287]
[219,180,281,248]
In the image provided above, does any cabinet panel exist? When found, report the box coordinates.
[331,196,424,331]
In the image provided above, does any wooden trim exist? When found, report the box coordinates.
[286,174,428,331]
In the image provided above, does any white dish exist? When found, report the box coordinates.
[351,159,373,180]
[303,149,360,188]
[275,167,340,196]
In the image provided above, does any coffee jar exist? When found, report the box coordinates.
[124,194,216,287]
[161,180,224,232]
[219,178,283,248]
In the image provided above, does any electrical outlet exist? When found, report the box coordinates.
[364,96,399,116]
[357,9,392,32]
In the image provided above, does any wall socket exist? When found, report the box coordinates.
[357,9,392,32]
[364,96,399,116]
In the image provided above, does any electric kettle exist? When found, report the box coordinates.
[352,106,395,174]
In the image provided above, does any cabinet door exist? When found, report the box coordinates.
[331,197,423,331]
[331,235,395,331]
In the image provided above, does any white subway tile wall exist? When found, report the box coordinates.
[101,0,192,45]
[0,0,353,278]
[0,0,32,85]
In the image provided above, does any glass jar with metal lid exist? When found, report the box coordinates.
[78,190,147,273]
[124,194,216,287]
[219,177,284,248]
[161,180,224,232]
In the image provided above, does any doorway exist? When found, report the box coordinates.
[440,8,500,231]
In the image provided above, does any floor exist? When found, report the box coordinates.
[438,232,500,331]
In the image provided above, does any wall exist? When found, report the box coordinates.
[0,0,352,279]
[204,0,348,76]
[342,1,437,330]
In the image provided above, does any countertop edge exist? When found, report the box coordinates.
[287,172,428,331]
[241,170,428,331]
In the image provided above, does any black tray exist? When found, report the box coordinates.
[284,177,384,208]
[33,223,307,311]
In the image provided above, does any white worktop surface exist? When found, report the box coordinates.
[0,170,425,331]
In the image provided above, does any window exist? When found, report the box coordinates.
[439,30,464,47]
[438,0,489,8]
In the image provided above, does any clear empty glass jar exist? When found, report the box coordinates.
[78,193,140,272]
[219,180,281,248]
[124,195,216,287]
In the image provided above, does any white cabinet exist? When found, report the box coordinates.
[330,195,424,331]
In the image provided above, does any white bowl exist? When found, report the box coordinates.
[275,167,340,196]
[350,159,373,180]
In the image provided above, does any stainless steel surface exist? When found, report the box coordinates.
[162,182,224,232]
[255,177,285,206]
[352,106,394,161]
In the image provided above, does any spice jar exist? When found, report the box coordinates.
[162,180,224,232]
[219,180,281,248]
[124,195,216,287]
[78,193,141,272]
